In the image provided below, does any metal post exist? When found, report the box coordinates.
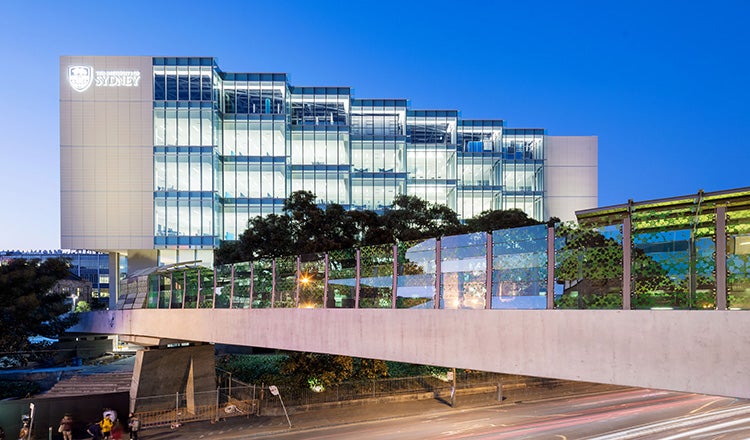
[392,244,398,309]
[181,271,186,309]
[716,205,728,310]
[249,263,254,309]
[229,264,235,308]
[197,268,201,309]
[175,392,179,426]
[215,387,220,421]
[355,249,361,309]
[271,259,276,308]
[485,232,493,310]
[623,215,632,310]
[435,239,442,309]
[324,253,330,308]
[212,267,217,309]
[496,377,504,402]
[168,272,173,309]
[295,255,301,307]
[450,367,457,407]
[547,226,555,310]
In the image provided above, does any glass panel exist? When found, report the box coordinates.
[198,269,214,308]
[214,264,232,308]
[328,249,357,308]
[158,274,171,309]
[441,232,487,309]
[232,262,252,309]
[171,271,184,308]
[274,256,296,308]
[728,207,750,309]
[554,224,622,309]
[359,244,395,308]
[146,274,159,309]
[631,206,715,310]
[492,224,548,309]
[184,269,199,308]
[300,253,326,308]
[252,260,273,308]
[396,239,436,309]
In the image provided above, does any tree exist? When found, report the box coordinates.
[464,208,542,232]
[279,352,355,389]
[382,195,464,242]
[0,258,79,358]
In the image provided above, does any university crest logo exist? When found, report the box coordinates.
[68,65,94,92]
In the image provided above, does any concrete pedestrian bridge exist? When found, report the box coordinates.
[70,188,750,400]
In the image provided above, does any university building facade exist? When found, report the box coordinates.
[60,56,597,285]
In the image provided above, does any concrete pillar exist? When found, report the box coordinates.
[130,344,216,414]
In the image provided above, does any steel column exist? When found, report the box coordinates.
[716,205,727,310]
[622,215,632,310]
[355,249,361,309]
[547,226,555,310]
[392,244,398,309]
[485,232,493,310]
[435,239,442,309]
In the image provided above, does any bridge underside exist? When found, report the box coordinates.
[71,309,750,399]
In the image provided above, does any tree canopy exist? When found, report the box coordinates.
[0,258,79,356]
[216,191,545,265]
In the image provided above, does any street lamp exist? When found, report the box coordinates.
[70,292,79,312]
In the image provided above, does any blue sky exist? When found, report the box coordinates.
[1,1,748,249]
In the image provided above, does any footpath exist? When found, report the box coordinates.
[144,383,625,439]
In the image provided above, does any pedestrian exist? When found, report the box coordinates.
[100,413,113,440]
[18,415,29,440]
[87,421,103,440]
[111,419,123,440]
[0,425,5,440]
[127,413,140,440]
[58,414,73,440]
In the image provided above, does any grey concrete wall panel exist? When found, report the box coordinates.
[544,136,598,222]
[131,344,216,412]
[73,309,750,399]
[60,56,154,252]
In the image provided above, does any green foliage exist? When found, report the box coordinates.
[0,258,79,358]
[385,361,448,378]
[0,380,41,399]
[280,352,354,388]
[464,208,542,232]
[75,300,91,312]
[217,354,286,383]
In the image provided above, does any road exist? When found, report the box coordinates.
[251,389,750,439]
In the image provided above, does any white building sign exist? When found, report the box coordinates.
[68,65,141,92]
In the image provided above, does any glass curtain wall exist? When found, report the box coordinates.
[153,58,219,253]
[221,75,288,241]
[501,129,544,220]
[406,111,457,210]
[290,87,351,205]
[456,121,503,219]
[350,100,407,210]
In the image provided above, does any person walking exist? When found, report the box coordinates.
[126,413,140,440]
[58,414,73,440]
[86,421,103,440]
[99,414,113,440]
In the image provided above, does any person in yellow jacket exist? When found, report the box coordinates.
[99,414,113,440]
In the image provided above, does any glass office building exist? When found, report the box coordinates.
[0,250,110,302]
[60,56,597,293]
